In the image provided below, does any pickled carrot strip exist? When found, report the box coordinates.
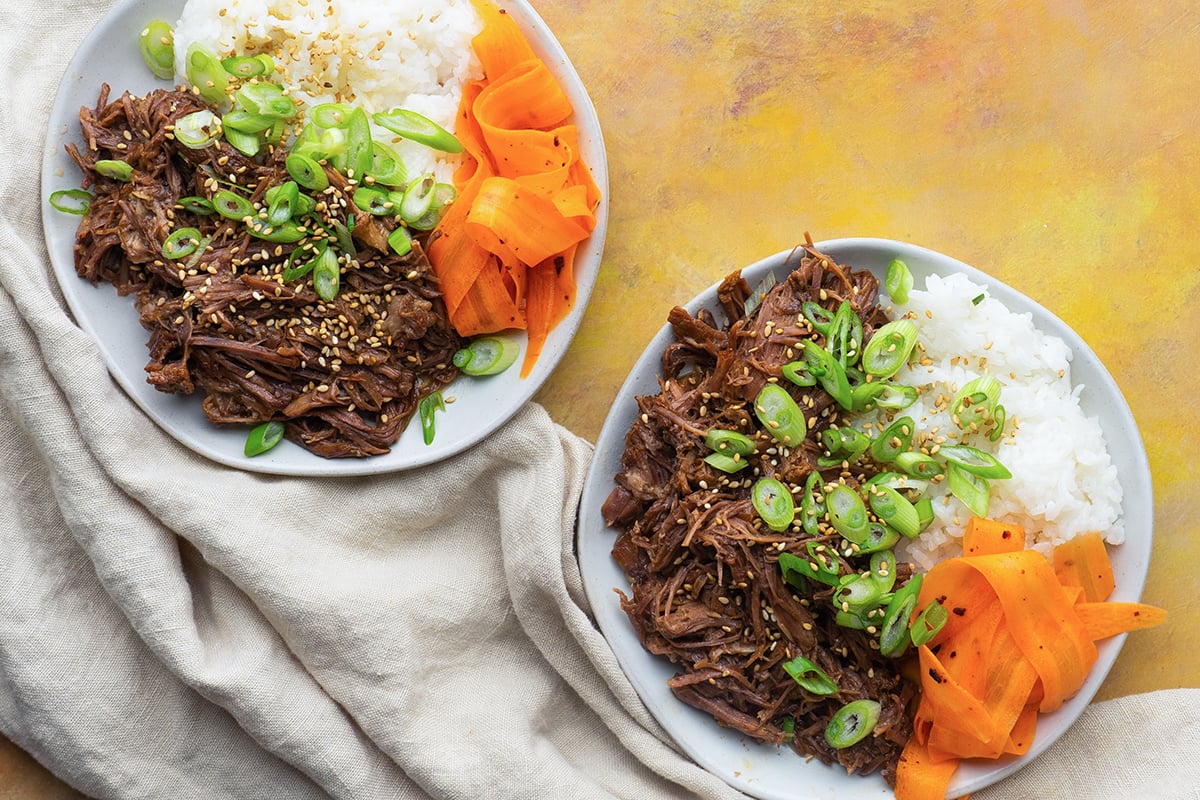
[1053,531,1117,603]
[894,523,1166,800]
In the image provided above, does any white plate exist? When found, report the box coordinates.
[41,0,608,476]
[576,238,1154,799]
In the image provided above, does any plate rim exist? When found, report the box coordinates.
[575,237,1153,799]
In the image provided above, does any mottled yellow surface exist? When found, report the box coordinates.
[6,0,1198,795]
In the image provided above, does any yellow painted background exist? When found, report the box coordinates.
[7,0,1198,794]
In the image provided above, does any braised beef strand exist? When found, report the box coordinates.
[602,243,916,783]
[66,85,461,458]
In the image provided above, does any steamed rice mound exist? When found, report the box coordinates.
[171,0,484,182]
[886,272,1124,569]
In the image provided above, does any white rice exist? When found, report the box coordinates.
[171,0,484,183]
[879,272,1124,570]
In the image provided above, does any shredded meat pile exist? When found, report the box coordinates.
[601,243,917,782]
[66,85,461,458]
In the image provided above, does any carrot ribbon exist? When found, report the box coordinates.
[894,523,1166,800]
[428,3,601,376]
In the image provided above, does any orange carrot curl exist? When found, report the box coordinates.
[429,3,602,377]
[893,524,1166,800]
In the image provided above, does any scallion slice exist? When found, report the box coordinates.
[173,110,221,149]
[221,55,267,78]
[286,152,329,191]
[138,20,175,80]
[161,227,202,260]
[704,429,757,457]
[212,189,255,220]
[244,420,285,456]
[418,391,446,445]
[48,188,93,215]
[826,484,870,543]
[825,700,881,749]
[752,477,795,532]
[387,225,413,256]
[94,159,133,181]
[452,336,520,376]
[781,656,838,696]
[310,245,340,301]
[885,258,913,304]
[754,383,808,448]
[866,484,922,539]
[946,461,990,517]
[937,444,1012,480]
[860,318,918,379]
[185,42,229,105]
[372,107,463,153]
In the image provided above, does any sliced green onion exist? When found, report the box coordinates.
[753,383,809,448]
[860,319,919,379]
[780,716,795,740]
[329,219,356,258]
[138,20,175,80]
[950,375,1002,433]
[971,292,986,306]
[311,245,340,301]
[244,420,285,456]
[801,340,853,410]
[282,241,325,282]
[161,227,202,259]
[869,550,897,595]
[406,182,456,231]
[781,656,838,695]
[286,152,329,191]
[223,126,261,157]
[802,301,835,335]
[826,484,870,543]
[704,429,757,457]
[879,574,922,658]
[989,404,1008,442]
[820,426,871,464]
[798,471,825,537]
[222,109,278,134]
[373,108,463,153]
[344,107,374,179]
[173,109,221,149]
[221,55,267,77]
[234,84,290,117]
[946,461,990,517]
[825,301,863,367]
[850,380,886,411]
[752,477,795,532]
[885,258,913,304]
[910,599,948,647]
[895,451,944,480]
[452,335,520,376]
[781,360,817,387]
[185,42,229,105]
[914,496,935,533]
[418,391,445,445]
[352,185,394,216]
[937,444,1012,480]
[703,452,749,474]
[778,543,841,588]
[869,415,915,463]
[48,188,93,215]
[245,216,307,243]
[387,225,413,257]
[857,521,901,554]
[742,272,777,317]
[310,103,354,128]
[825,700,881,749]
[835,573,885,613]
[177,195,214,214]
[94,159,133,181]
[212,189,255,220]
[267,180,300,226]
[369,139,409,187]
[399,174,436,225]
[866,484,922,539]
[875,384,918,410]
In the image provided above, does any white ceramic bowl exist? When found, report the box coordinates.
[575,238,1153,799]
[41,0,607,476]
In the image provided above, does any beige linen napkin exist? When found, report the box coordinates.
[1,2,1195,800]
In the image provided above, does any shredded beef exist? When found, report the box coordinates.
[66,85,461,458]
[602,241,917,783]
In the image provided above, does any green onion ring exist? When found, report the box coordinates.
[387,225,413,257]
[781,656,838,696]
[751,477,795,532]
[138,20,175,80]
[48,188,93,215]
[286,152,329,191]
[372,107,464,153]
[161,227,203,260]
[211,189,255,220]
[451,336,520,376]
[418,391,446,445]
[173,110,221,149]
[824,700,881,749]
[311,245,340,301]
[94,159,134,181]
[753,383,809,448]
[885,258,913,304]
